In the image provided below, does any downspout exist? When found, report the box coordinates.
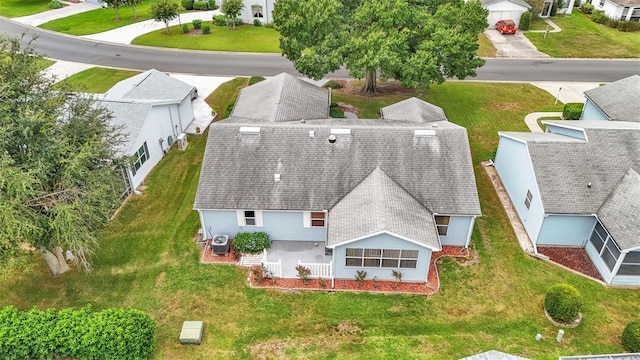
[176,103,183,134]
[464,216,477,248]
[168,106,177,139]
[126,166,142,195]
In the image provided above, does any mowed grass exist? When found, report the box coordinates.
[53,67,141,93]
[205,76,248,118]
[132,24,281,53]
[2,79,640,359]
[39,1,159,35]
[477,33,497,57]
[0,0,52,18]
[526,12,640,58]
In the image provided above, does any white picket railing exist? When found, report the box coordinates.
[298,260,332,278]
[261,249,282,278]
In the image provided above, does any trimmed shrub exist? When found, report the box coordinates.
[544,284,583,323]
[622,319,640,352]
[323,79,343,89]
[193,1,208,10]
[574,0,581,6]
[618,21,640,32]
[254,19,262,26]
[0,306,155,360]
[223,100,235,118]
[550,3,558,16]
[519,11,531,30]
[330,108,345,118]
[182,24,190,33]
[591,10,606,23]
[48,0,63,9]
[192,19,203,29]
[202,24,211,34]
[248,76,266,85]
[208,0,218,9]
[563,102,584,120]
[181,0,194,10]
[232,232,271,254]
[213,14,228,26]
[581,2,594,14]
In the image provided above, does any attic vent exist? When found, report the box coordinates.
[274,174,281,182]
[414,129,436,136]
[328,135,337,143]
[331,128,351,135]
[239,126,261,134]
[309,130,315,138]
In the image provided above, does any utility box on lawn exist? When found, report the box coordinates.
[179,321,204,345]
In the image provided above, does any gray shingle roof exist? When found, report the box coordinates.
[327,167,441,249]
[100,100,152,154]
[481,0,531,9]
[230,73,329,122]
[105,69,194,102]
[584,75,640,122]
[460,350,530,360]
[598,169,640,250]
[381,97,447,123]
[560,354,640,360]
[194,118,481,216]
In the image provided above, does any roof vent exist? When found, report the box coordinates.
[328,135,336,143]
[414,129,436,136]
[331,128,351,135]
[587,182,592,188]
[274,174,281,182]
[309,130,315,138]
[239,126,260,134]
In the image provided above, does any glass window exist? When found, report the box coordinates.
[310,212,325,227]
[131,142,149,176]
[252,4,263,18]
[244,210,256,226]
[624,251,640,264]
[589,229,605,253]
[435,216,450,236]
[617,264,640,276]
[524,190,533,209]
[602,247,617,271]
[345,248,418,269]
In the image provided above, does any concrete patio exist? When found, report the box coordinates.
[264,241,332,278]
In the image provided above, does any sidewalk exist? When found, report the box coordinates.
[13,2,100,27]
[82,10,223,44]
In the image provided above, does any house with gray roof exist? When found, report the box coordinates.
[589,0,640,21]
[481,0,532,28]
[100,69,197,192]
[193,73,481,283]
[581,75,640,122]
[494,119,640,285]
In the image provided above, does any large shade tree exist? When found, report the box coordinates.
[273,0,488,94]
[0,36,127,275]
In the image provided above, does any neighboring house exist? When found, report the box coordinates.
[216,0,275,24]
[581,75,640,122]
[560,354,640,360]
[193,73,481,283]
[587,0,640,21]
[494,119,640,285]
[460,350,530,360]
[481,0,532,27]
[100,69,197,193]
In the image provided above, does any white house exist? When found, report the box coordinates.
[100,69,197,193]
[481,0,532,27]
[588,0,640,21]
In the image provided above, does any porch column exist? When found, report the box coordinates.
[608,250,626,284]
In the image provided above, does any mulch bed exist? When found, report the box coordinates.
[198,238,472,295]
[537,246,604,282]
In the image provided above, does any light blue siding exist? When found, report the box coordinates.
[198,210,325,241]
[494,136,545,244]
[333,233,432,282]
[439,216,474,246]
[611,275,640,286]
[537,215,596,246]
[586,241,612,282]
[545,124,586,140]
[580,100,608,120]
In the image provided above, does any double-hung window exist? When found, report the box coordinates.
[131,142,149,176]
[244,211,256,226]
[435,216,450,236]
[345,248,418,269]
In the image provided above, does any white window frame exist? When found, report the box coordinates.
[303,211,326,228]
[131,142,149,176]
[345,248,418,269]
[236,210,263,227]
[435,215,450,236]
[251,4,264,18]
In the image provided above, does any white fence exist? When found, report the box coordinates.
[298,260,332,278]
[262,249,282,278]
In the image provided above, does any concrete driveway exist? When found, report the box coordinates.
[484,29,549,58]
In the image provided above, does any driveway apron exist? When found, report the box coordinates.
[483,29,549,58]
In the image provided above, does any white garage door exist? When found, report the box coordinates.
[487,10,523,28]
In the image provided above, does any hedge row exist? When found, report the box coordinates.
[563,102,584,120]
[0,306,155,360]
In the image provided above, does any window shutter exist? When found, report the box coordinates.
[236,210,245,226]
[303,211,311,228]
[255,211,263,227]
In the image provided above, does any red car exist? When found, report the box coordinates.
[495,19,517,34]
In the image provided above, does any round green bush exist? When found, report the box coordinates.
[232,232,271,254]
[519,11,531,31]
[544,284,583,323]
[622,319,640,352]
[182,0,194,10]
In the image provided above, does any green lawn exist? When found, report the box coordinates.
[0,0,52,18]
[2,79,639,359]
[526,12,640,58]
[477,33,497,57]
[528,16,550,31]
[39,1,159,36]
[53,67,141,93]
[132,24,281,53]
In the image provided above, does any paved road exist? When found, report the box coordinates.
[1,17,639,81]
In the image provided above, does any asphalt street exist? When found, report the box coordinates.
[1,17,639,81]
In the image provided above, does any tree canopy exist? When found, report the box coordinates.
[0,36,126,275]
[221,0,244,30]
[150,0,180,33]
[273,0,488,94]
